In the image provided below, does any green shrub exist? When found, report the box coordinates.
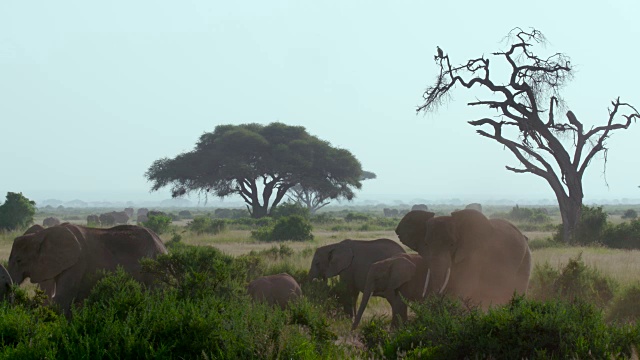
[381,295,637,359]
[310,213,338,224]
[251,215,313,242]
[142,214,172,234]
[602,220,640,249]
[607,283,640,324]
[528,253,617,308]
[622,209,638,220]
[0,192,36,231]
[231,217,273,229]
[188,216,227,234]
[344,212,370,222]
[178,210,193,219]
[270,202,310,219]
[562,205,608,245]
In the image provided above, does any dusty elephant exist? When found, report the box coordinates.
[352,253,430,330]
[8,223,168,316]
[395,209,531,309]
[247,273,302,309]
[0,264,12,301]
[86,215,100,226]
[308,238,406,317]
[99,213,116,226]
[24,224,45,235]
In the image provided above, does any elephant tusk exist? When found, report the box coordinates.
[422,269,431,297]
[52,281,57,298]
[438,267,451,294]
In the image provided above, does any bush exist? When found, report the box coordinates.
[602,220,640,249]
[493,205,552,224]
[552,205,608,245]
[528,253,617,308]
[142,214,172,234]
[251,215,313,242]
[310,213,338,224]
[188,216,227,235]
[607,283,640,324]
[344,212,370,222]
[622,209,638,220]
[0,192,36,231]
[380,295,637,359]
[270,202,310,219]
[178,210,193,219]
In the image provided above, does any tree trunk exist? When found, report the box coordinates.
[251,205,268,219]
[558,197,582,244]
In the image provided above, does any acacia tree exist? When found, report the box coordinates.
[146,122,364,218]
[418,28,639,243]
[288,170,377,214]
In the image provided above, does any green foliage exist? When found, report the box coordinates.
[270,202,310,219]
[140,243,241,299]
[601,219,640,249]
[0,192,36,231]
[607,284,640,324]
[557,205,609,245]
[622,209,638,219]
[251,215,314,242]
[528,253,617,308]
[145,122,364,218]
[310,213,338,224]
[344,212,370,222]
[188,216,227,234]
[380,295,638,359]
[492,205,552,225]
[142,214,172,234]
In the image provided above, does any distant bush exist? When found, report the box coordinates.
[142,214,172,234]
[311,213,339,224]
[188,216,227,235]
[214,208,249,219]
[0,192,36,231]
[492,205,552,224]
[270,202,310,219]
[601,219,640,249]
[344,212,370,222]
[178,210,193,219]
[230,217,273,229]
[251,215,313,242]
[622,209,638,219]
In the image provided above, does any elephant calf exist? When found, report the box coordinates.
[352,253,430,330]
[0,264,12,301]
[247,273,302,309]
[308,238,406,318]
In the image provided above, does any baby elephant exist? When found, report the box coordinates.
[352,253,430,330]
[248,273,302,309]
[0,264,13,301]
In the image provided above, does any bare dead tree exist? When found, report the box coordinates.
[418,28,639,243]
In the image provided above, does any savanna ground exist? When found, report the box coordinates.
[3,203,640,358]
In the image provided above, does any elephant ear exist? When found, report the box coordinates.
[450,209,493,264]
[387,256,416,291]
[395,211,436,251]
[326,246,353,278]
[30,226,81,283]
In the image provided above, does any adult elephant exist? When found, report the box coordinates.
[308,238,406,317]
[7,223,168,316]
[395,209,531,309]
[247,273,302,309]
[352,253,430,330]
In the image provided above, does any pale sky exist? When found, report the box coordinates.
[1,1,639,205]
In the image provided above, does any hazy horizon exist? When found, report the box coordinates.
[2,1,639,208]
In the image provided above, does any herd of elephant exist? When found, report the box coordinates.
[0,208,531,330]
[248,208,532,330]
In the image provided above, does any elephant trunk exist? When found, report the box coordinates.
[427,256,452,295]
[7,262,23,286]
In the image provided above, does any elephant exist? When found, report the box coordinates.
[24,224,45,235]
[395,209,531,309]
[43,217,61,227]
[8,223,168,316]
[465,203,483,213]
[411,204,429,212]
[99,213,116,226]
[137,208,149,217]
[352,253,430,330]
[124,207,135,218]
[308,238,406,317]
[0,264,13,300]
[247,273,302,309]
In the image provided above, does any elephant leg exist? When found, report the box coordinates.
[389,292,407,328]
